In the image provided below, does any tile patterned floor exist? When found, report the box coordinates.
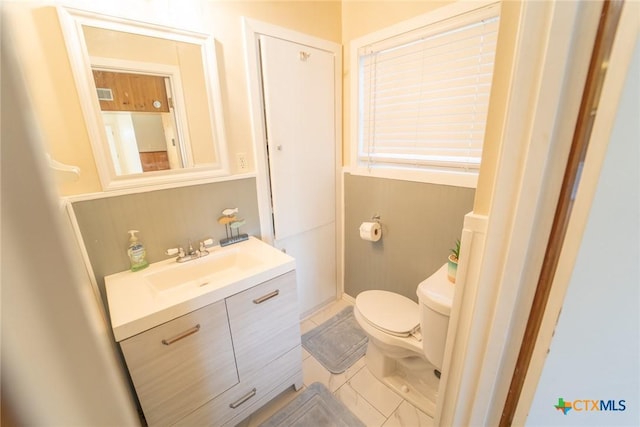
[236,299,434,427]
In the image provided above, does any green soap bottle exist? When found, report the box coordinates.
[127,230,149,272]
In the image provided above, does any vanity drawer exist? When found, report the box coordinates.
[226,271,300,377]
[120,300,237,427]
[176,345,302,427]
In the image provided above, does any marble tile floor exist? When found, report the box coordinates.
[236,299,434,427]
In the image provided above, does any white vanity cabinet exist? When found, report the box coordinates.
[120,300,237,426]
[227,271,300,377]
[118,271,302,427]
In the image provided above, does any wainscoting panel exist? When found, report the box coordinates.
[344,174,475,301]
[72,178,260,310]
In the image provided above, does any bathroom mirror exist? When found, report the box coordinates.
[57,7,229,190]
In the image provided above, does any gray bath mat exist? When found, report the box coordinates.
[258,382,365,427]
[302,306,368,374]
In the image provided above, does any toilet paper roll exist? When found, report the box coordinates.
[360,221,382,242]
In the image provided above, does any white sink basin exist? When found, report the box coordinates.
[145,248,264,293]
[106,237,295,341]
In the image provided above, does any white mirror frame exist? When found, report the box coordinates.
[57,7,229,191]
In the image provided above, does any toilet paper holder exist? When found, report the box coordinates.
[360,215,382,242]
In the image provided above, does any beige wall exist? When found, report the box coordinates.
[6,0,517,212]
[3,0,341,196]
[4,3,102,194]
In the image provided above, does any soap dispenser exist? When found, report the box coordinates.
[127,230,148,272]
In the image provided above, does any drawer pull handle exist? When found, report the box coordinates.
[229,388,257,409]
[161,324,200,345]
[253,290,279,304]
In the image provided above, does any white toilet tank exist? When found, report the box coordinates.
[417,263,455,370]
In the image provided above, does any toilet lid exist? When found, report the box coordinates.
[356,290,420,337]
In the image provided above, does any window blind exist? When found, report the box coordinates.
[358,5,500,172]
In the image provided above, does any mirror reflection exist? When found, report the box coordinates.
[57,7,229,190]
[83,25,218,176]
[94,70,181,174]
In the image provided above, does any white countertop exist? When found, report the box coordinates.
[105,237,295,341]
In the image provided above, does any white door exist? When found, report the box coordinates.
[259,35,336,314]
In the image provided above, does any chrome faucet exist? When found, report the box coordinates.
[166,238,213,263]
[186,240,196,256]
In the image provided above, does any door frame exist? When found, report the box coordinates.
[242,18,343,299]
[437,1,619,425]
[510,2,638,423]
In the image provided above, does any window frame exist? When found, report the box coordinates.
[349,1,500,188]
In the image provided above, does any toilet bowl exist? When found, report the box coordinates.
[354,263,454,415]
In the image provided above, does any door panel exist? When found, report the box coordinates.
[259,35,337,314]
[259,35,335,240]
[275,223,336,315]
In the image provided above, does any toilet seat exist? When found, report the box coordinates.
[355,290,420,337]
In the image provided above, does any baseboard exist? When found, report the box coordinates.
[341,293,356,304]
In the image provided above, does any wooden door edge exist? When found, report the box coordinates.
[498,1,625,426]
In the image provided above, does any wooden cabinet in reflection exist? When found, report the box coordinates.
[139,151,170,172]
[93,70,170,113]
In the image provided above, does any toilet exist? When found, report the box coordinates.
[353,263,454,416]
